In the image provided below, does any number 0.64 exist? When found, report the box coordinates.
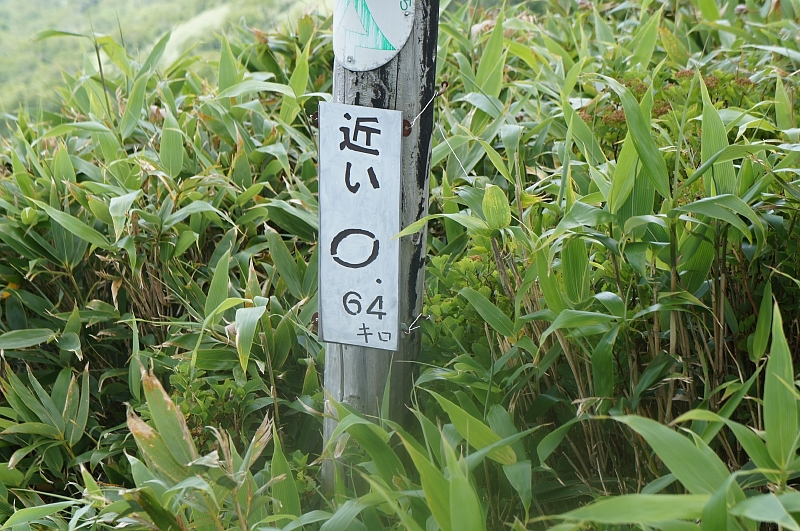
[343,291,386,319]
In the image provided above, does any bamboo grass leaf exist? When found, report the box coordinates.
[429,390,517,465]
[271,427,302,517]
[764,304,798,469]
[597,75,671,200]
[141,371,197,465]
[31,200,111,250]
[459,287,515,337]
[235,306,267,372]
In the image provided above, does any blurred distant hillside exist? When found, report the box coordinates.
[0,0,329,113]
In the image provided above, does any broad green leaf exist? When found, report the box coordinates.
[538,416,584,464]
[551,202,614,239]
[459,287,515,337]
[32,200,111,249]
[730,494,800,530]
[541,310,616,342]
[395,213,489,238]
[614,416,729,494]
[598,76,670,199]
[482,184,511,230]
[0,328,56,349]
[562,237,589,304]
[204,250,231,323]
[630,8,662,68]
[52,145,76,184]
[127,411,189,483]
[141,371,197,465]
[400,434,452,531]
[271,428,301,517]
[266,230,303,299]
[2,422,61,438]
[775,77,794,132]
[160,109,185,178]
[163,200,229,229]
[217,80,295,99]
[764,304,798,469]
[120,74,149,140]
[593,325,619,407]
[659,27,690,66]
[429,391,516,465]
[138,31,171,78]
[751,281,772,362]
[218,36,240,94]
[477,140,513,183]
[442,438,486,531]
[42,121,112,139]
[700,76,736,196]
[280,44,309,123]
[235,306,266,372]
[109,191,140,241]
[475,14,505,98]
[1,501,77,529]
[561,495,708,524]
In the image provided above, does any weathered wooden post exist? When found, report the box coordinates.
[319,0,440,487]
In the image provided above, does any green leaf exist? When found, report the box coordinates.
[32,200,111,249]
[614,416,730,494]
[160,109,185,178]
[109,191,140,241]
[429,390,517,465]
[730,494,800,530]
[751,281,772,362]
[52,145,76,184]
[2,501,77,529]
[218,36,241,94]
[475,14,505,98]
[2,422,61,438]
[280,44,309,123]
[400,434,452,531]
[395,213,489,239]
[0,329,56,349]
[42,121,112,139]
[141,371,197,466]
[630,8,662,68]
[598,75,671,199]
[271,428,301,517]
[541,310,616,342]
[120,74,149,140]
[163,200,229,229]
[443,438,486,531]
[560,495,708,524]
[764,304,798,469]
[217,80,295,99]
[592,325,619,407]
[459,287,515,337]
[482,184,511,230]
[700,75,737,196]
[477,140,513,183]
[128,410,189,483]
[204,250,231,324]
[266,229,303,299]
[235,306,267,372]
[538,416,584,465]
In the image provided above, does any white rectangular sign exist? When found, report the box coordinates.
[318,102,402,351]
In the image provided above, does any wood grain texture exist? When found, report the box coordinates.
[322,0,439,489]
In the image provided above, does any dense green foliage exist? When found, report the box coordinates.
[0,0,799,529]
[0,0,325,112]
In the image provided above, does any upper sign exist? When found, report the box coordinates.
[318,102,402,351]
[333,0,416,71]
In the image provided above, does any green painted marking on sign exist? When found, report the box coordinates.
[344,0,396,57]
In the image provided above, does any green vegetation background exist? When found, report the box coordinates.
[0,0,328,112]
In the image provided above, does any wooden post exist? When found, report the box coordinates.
[322,0,440,487]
